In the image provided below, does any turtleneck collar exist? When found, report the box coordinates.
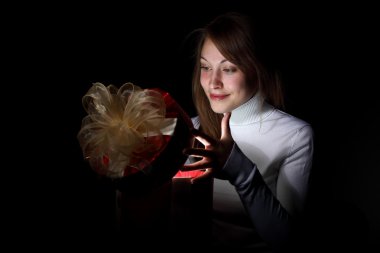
[230,93,274,125]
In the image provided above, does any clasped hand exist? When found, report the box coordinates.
[182,112,233,183]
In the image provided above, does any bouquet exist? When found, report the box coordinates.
[77,82,194,192]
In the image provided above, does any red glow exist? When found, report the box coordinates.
[174,170,205,178]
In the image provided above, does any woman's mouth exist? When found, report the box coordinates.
[209,94,229,100]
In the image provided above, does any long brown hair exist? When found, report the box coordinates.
[192,12,284,140]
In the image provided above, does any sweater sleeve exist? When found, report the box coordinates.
[276,125,314,216]
[222,143,294,249]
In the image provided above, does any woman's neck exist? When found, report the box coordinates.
[230,93,273,125]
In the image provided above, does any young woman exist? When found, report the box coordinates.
[182,12,314,251]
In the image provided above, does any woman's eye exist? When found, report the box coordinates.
[223,68,236,73]
[200,66,210,71]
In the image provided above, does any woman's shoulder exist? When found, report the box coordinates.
[271,108,313,132]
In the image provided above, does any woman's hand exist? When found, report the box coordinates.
[182,112,233,183]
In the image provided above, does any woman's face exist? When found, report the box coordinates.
[200,38,255,114]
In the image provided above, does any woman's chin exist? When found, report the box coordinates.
[210,105,228,114]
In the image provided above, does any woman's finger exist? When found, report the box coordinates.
[183,147,215,158]
[182,159,214,171]
[191,168,213,184]
[221,112,231,140]
[191,128,217,146]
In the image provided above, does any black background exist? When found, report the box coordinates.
[7,1,379,250]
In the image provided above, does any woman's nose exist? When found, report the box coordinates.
[210,70,222,88]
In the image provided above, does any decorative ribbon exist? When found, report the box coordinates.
[78,82,177,178]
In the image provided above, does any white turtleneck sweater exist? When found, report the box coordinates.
[192,94,314,249]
